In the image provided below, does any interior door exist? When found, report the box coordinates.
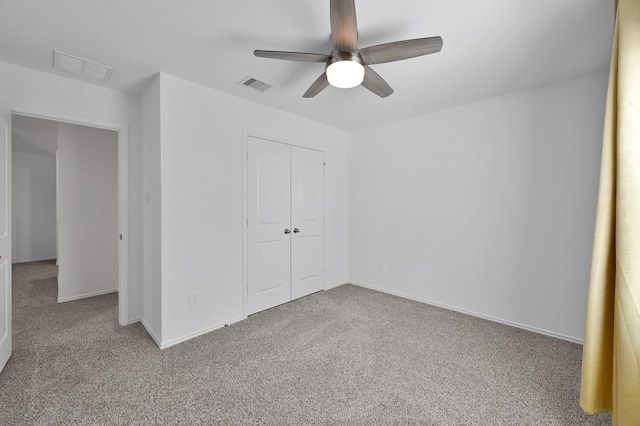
[0,107,12,373]
[247,137,291,315]
[291,146,324,300]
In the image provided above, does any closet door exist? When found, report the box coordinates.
[247,137,291,315]
[291,146,324,300]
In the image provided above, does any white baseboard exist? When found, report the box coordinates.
[12,257,57,264]
[128,316,142,325]
[159,316,245,350]
[349,281,584,345]
[325,281,348,291]
[225,316,246,326]
[57,288,118,303]
[141,319,162,348]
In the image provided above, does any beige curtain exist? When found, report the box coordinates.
[580,0,640,424]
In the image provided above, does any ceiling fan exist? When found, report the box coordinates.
[254,0,443,98]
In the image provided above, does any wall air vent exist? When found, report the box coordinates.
[238,76,272,92]
[53,50,114,81]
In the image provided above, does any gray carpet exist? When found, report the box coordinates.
[0,261,611,425]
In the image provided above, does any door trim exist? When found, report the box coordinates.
[11,107,130,326]
[242,131,324,319]
[0,105,12,372]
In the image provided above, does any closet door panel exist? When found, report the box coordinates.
[291,146,324,300]
[247,137,291,315]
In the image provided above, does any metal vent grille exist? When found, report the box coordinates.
[52,50,114,81]
[238,76,272,92]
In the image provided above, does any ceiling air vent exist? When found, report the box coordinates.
[238,76,272,92]
[53,50,114,81]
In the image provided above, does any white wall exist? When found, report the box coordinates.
[2,59,608,347]
[0,60,142,320]
[141,75,162,342]
[57,123,118,302]
[143,73,349,347]
[349,70,608,342]
[11,151,57,263]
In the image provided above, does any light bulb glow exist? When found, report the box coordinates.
[326,60,365,88]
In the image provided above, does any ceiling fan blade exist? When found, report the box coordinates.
[254,50,330,62]
[360,36,443,65]
[303,73,330,98]
[330,0,358,52]
[361,66,393,98]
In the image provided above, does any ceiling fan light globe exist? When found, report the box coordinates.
[326,60,365,88]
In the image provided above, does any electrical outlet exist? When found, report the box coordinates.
[189,292,200,308]
[377,262,386,273]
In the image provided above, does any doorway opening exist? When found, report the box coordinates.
[10,112,128,324]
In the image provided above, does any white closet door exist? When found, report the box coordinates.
[291,146,324,300]
[247,137,292,315]
[0,106,11,373]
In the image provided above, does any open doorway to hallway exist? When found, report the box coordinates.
[11,114,119,305]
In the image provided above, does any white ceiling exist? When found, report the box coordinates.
[0,1,614,131]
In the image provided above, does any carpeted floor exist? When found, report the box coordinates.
[0,261,611,425]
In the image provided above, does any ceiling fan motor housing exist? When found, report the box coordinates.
[327,50,364,66]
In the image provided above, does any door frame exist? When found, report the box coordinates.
[241,131,324,319]
[1,104,13,372]
[11,106,129,326]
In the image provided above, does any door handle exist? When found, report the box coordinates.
[284,229,291,234]
[293,228,300,233]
